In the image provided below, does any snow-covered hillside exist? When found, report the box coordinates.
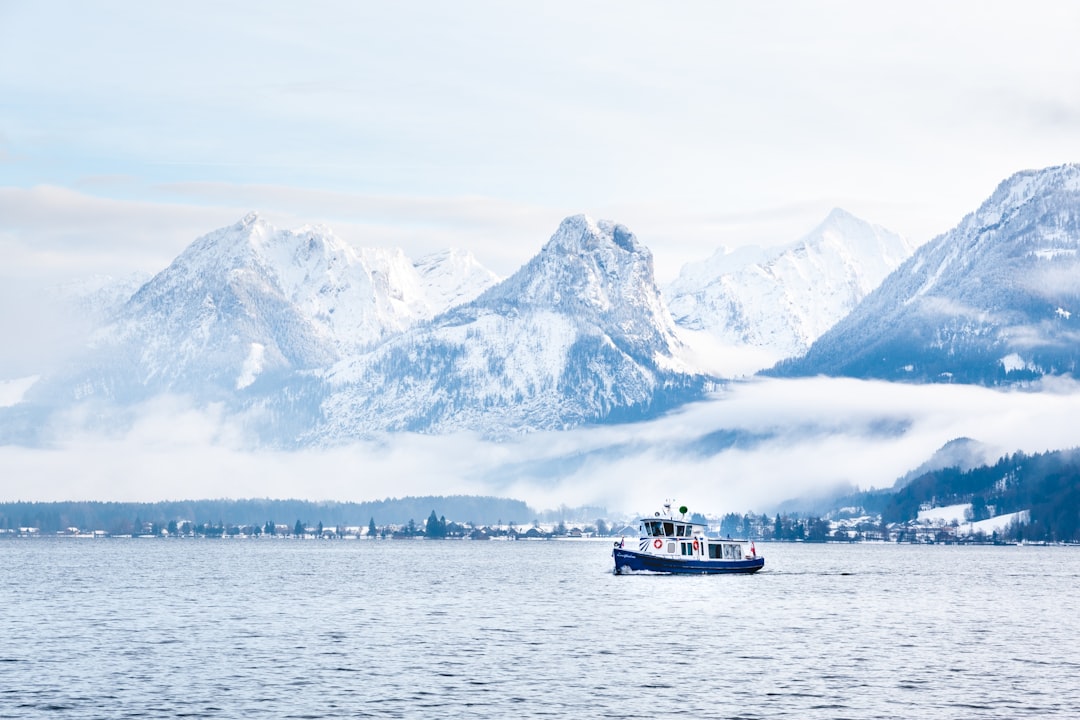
[315,215,709,439]
[771,164,1080,383]
[414,248,500,313]
[665,208,914,366]
[25,213,498,411]
[10,213,710,444]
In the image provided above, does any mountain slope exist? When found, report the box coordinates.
[315,215,709,439]
[24,214,499,428]
[881,447,1080,541]
[665,209,913,362]
[10,213,708,445]
[414,248,500,313]
[770,164,1080,383]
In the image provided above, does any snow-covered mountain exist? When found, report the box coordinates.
[29,213,498,408]
[12,213,708,444]
[315,215,709,439]
[665,208,914,362]
[414,248,500,313]
[770,164,1080,383]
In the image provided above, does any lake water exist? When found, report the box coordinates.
[2,539,1079,719]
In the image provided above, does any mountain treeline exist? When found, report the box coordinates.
[0,495,534,535]
[882,448,1080,541]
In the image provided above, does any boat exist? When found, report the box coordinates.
[612,502,764,574]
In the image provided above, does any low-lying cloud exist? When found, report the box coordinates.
[4,376,1080,518]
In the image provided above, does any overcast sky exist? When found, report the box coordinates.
[3,1,1080,287]
[4,2,1080,510]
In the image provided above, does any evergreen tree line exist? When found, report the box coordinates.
[0,495,535,535]
[881,448,1080,542]
[717,512,854,543]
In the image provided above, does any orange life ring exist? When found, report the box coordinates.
[653,538,663,549]
[693,539,699,551]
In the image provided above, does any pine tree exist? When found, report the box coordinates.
[425,510,447,538]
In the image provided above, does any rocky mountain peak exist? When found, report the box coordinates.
[483,215,658,311]
[545,214,642,255]
[315,215,702,439]
[471,215,678,362]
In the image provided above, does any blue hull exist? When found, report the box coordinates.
[613,547,764,575]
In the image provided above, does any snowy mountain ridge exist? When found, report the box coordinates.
[36,213,499,409]
[120,212,496,358]
[771,163,1080,383]
[19,166,1063,446]
[314,215,708,439]
[665,208,914,361]
[13,212,710,444]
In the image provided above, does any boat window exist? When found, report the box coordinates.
[732,545,742,560]
[708,544,722,559]
[681,542,694,556]
[723,544,733,559]
[663,522,674,536]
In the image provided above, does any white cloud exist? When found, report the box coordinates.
[1020,259,1080,299]
[5,378,1080,516]
[0,186,244,280]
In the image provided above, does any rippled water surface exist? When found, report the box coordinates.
[2,539,1079,718]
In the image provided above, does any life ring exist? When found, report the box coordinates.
[693,539,699,551]
[653,538,663,549]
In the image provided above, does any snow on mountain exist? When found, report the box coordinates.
[34,213,498,408]
[665,208,914,365]
[477,215,686,367]
[52,272,150,325]
[414,248,500,313]
[14,212,708,444]
[314,215,709,439]
[916,502,1032,536]
[770,164,1080,383]
[0,376,39,408]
